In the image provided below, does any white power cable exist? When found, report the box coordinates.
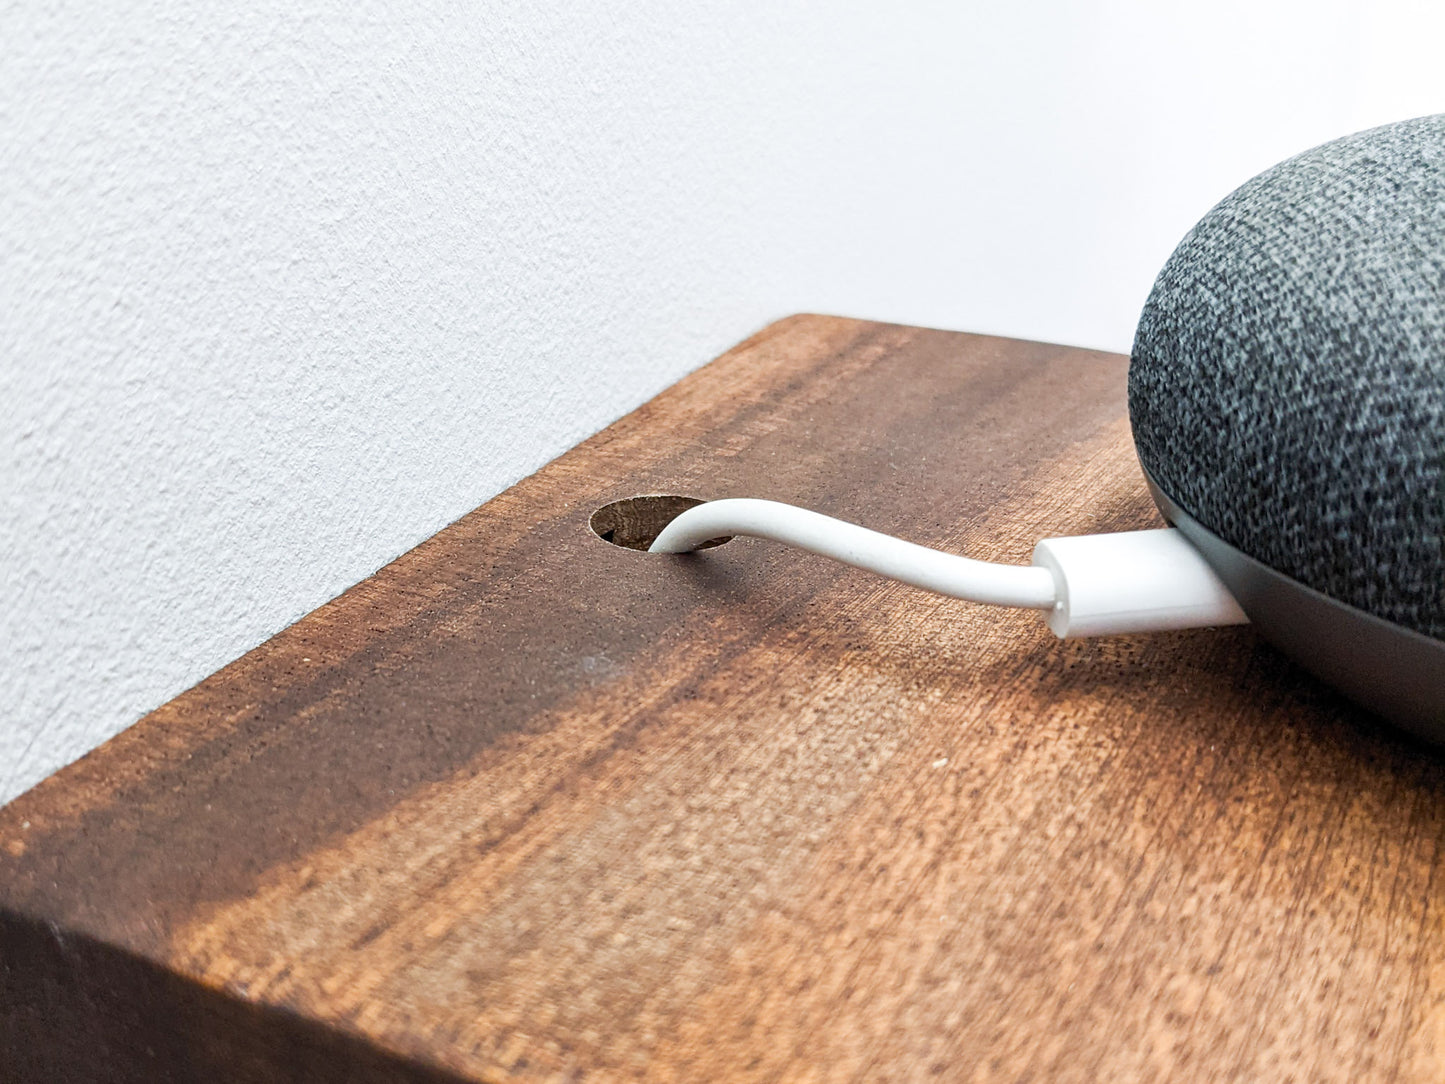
[648,497,1248,637]
[650,498,1055,608]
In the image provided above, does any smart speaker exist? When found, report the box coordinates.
[1131,114,1445,734]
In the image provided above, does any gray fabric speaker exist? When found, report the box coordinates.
[1129,115,1445,737]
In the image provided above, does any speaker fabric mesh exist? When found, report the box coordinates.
[1130,115,1445,641]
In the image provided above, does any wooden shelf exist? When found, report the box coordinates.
[4,316,1443,1081]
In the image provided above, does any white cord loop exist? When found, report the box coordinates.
[650,498,1056,608]
[649,497,1248,637]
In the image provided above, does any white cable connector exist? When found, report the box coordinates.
[1030,528,1247,636]
[649,498,1247,638]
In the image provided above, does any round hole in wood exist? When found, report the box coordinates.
[589,495,731,551]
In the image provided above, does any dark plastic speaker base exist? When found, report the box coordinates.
[1146,472,1445,743]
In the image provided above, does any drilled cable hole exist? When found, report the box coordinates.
[589,495,731,551]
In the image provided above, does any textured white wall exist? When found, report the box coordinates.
[3,0,1443,804]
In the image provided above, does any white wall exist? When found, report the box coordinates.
[3,0,1442,804]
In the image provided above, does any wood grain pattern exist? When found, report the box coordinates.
[4,315,1445,1083]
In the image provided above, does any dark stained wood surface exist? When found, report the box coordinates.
[4,315,1445,1082]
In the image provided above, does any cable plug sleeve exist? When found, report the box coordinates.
[1031,529,1247,638]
